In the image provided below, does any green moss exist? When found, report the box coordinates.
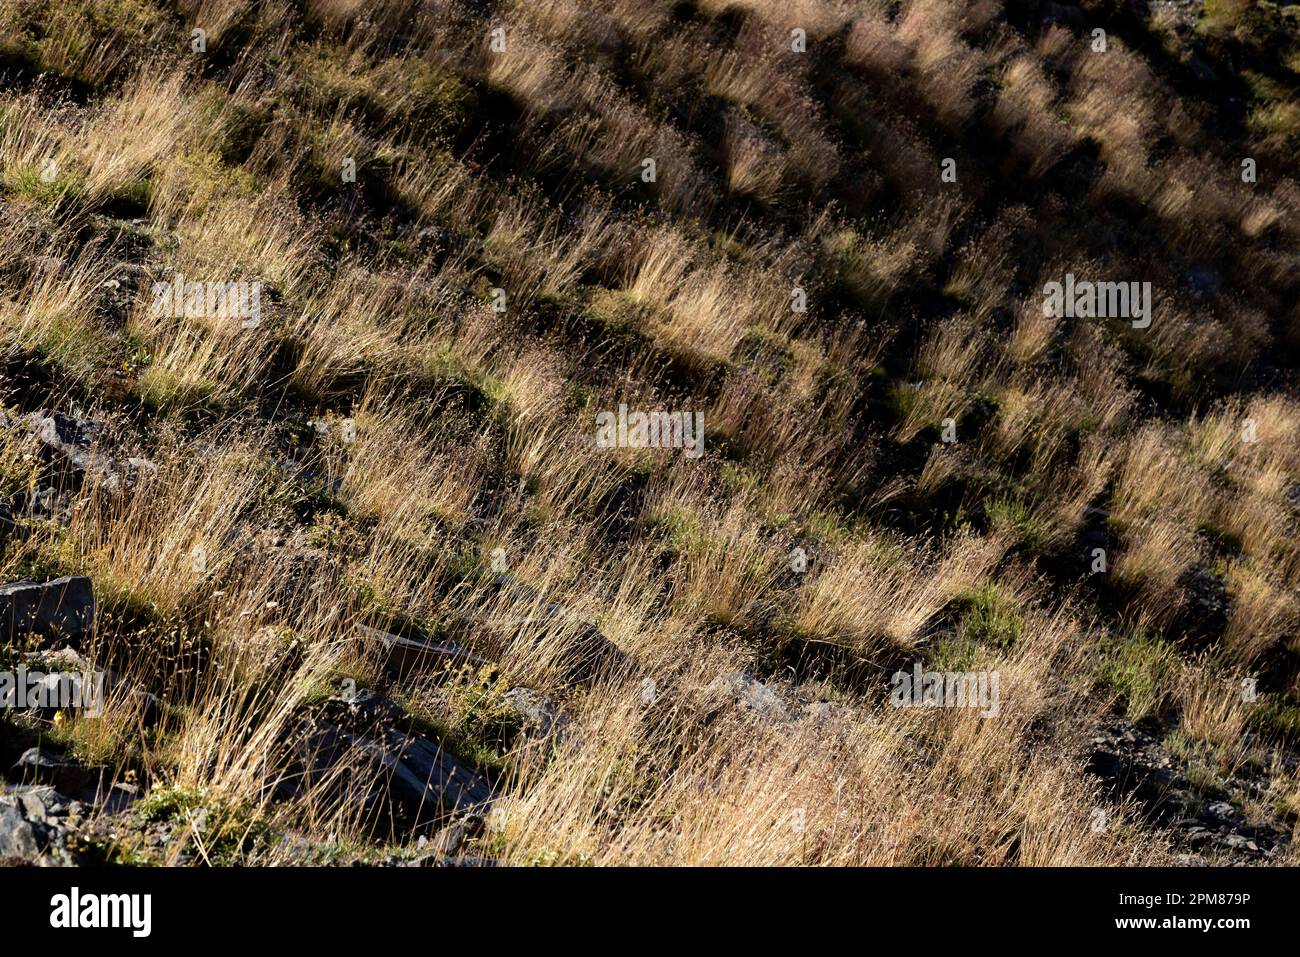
[174,147,261,209]
[888,376,915,412]
[383,57,476,136]
[135,363,223,417]
[217,99,276,167]
[805,510,852,546]
[1248,96,1300,149]
[1197,521,1244,556]
[644,505,709,558]
[305,511,362,553]
[292,46,474,141]
[398,670,522,781]
[1164,730,1230,799]
[582,287,642,334]
[709,230,756,263]
[426,359,507,431]
[11,312,107,382]
[4,0,170,88]
[736,326,796,385]
[720,461,762,496]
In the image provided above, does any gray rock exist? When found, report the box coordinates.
[416,854,498,867]
[18,411,155,493]
[354,624,489,678]
[8,785,69,824]
[401,846,498,867]
[101,783,140,815]
[0,803,40,860]
[26,254,65,274]
[335,687,406,724]
[1218,833,1256,851]
[424,815,476,857]
[708,672,792,722]
[10,749,90,794]
[381,734,492,819]
[803,700,860,729]
[25,645,95,673]
[0,576,95,643]
[21,411,99,472]
[1087,713,1289,862]
[503,687,570,738]
[286,691,493,836]
[1206,801,1241,823]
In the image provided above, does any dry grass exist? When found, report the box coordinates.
[1,0,1298,869]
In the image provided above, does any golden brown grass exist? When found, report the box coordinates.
[2,0,1298,870]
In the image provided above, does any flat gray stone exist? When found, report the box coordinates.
[286,691,494,837]
[11,749,89,794]
[0,576,95,643]
[355,624,489,678]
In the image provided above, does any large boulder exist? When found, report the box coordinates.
[0,786,72,862]
[0,576,95,645]
[281,691,492,838]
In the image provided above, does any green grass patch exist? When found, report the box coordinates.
[136,784,275,864]
[1097,630,1177,722]
[1248,696,1300,744]
[955,581,1024,651]
[6,161,86,209]
[984,494,1048,552]
[926,633,981,674]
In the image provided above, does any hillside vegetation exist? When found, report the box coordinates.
[0,0,1298,865]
